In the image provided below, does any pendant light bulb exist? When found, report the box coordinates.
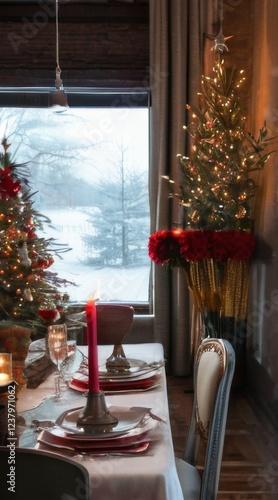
[50,0,68,108]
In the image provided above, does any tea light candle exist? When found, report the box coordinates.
[86,299,100,393]
[0,353,13,387]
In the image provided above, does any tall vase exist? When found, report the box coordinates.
[186,258,251,388]
[0,323,32,391]
[202,312,247,388]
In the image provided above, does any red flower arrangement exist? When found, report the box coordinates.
[148,229,255,266]
[149,229,256,341]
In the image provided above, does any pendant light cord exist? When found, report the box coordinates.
[55,0,63,90]
[216,0,223,24]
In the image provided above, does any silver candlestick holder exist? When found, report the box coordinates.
[76,391,118,432]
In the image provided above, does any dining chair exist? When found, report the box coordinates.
[96,304,134,370]
[96,303,134,345]
[175,337,235,500]
[0,446,90,500]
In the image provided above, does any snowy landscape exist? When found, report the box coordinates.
[40,208,150,303]
[0,106,150,303]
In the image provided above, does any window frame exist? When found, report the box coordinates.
[0,87,153,327]
[0,87,150,108]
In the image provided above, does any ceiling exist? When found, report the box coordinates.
[0,0,149,87]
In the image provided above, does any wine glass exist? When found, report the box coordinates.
[47,324,67,402]
[61,340,78,385]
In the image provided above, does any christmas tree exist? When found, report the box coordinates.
[0,138,72,336]
[168,59,275,231]
[150,53,276,346]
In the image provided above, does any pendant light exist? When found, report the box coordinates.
[50,0,68,107]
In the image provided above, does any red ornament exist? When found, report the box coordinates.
[38,309,59,323]
[37,257,48,268]
[48,256,54,267]
[36,256,54,269]
[0,167,21,199]
[27,230,37,239]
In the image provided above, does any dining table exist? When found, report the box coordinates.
[17,343,184,500]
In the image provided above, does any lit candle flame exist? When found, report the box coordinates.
[88,279,101,302]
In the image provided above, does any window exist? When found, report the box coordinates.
[0,89,150,307]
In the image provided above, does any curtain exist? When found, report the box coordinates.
[149,0,214,375]
[247,0,278,409]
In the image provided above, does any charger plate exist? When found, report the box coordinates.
[37,432,150,454]
[55,405,157,438]
[70,367,162,393]
[41,421,159,448]
[69,379,161,394]
[37,408,162,451]
[77,366,161,382]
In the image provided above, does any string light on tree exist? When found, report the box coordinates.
[0,138,74,334]
[165,12,275,231]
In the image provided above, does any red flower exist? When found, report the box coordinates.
[210,231,255,260]
[212,231,234,260]
[148,229,183,265]
[228,231,255,260]
[179,230,213,261]
[149,229,256,265]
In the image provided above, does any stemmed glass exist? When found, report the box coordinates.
[47,324,67,402]
[61,340,78,385]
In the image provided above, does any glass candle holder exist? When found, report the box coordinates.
[0,353,13,387]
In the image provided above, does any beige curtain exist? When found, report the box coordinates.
[149,0,214,374]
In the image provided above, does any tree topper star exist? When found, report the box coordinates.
[205,28,234,53]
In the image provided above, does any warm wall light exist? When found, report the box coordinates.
[49,0,68,108]
[0,353,13,387]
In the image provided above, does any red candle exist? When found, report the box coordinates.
[86,299,100,393]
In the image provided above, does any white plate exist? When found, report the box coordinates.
[99,359,164,378]
[55,405,153,438]
[45,415,160,447]
[73,366,161,384]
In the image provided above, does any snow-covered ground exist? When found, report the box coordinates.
[38,208,150,302]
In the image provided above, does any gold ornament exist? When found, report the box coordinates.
[235,206,247,219]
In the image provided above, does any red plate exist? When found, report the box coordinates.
[69,373,161,393]
[38,429,150,454]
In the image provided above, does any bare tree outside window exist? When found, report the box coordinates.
[84,142,149,267]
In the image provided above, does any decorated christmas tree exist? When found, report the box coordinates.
[149,53,275,349]
[0,138,72,336]
[169,59,274,231]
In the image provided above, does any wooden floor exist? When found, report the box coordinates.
[167,376,278,499]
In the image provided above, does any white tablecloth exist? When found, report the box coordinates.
[18,343,184,500]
